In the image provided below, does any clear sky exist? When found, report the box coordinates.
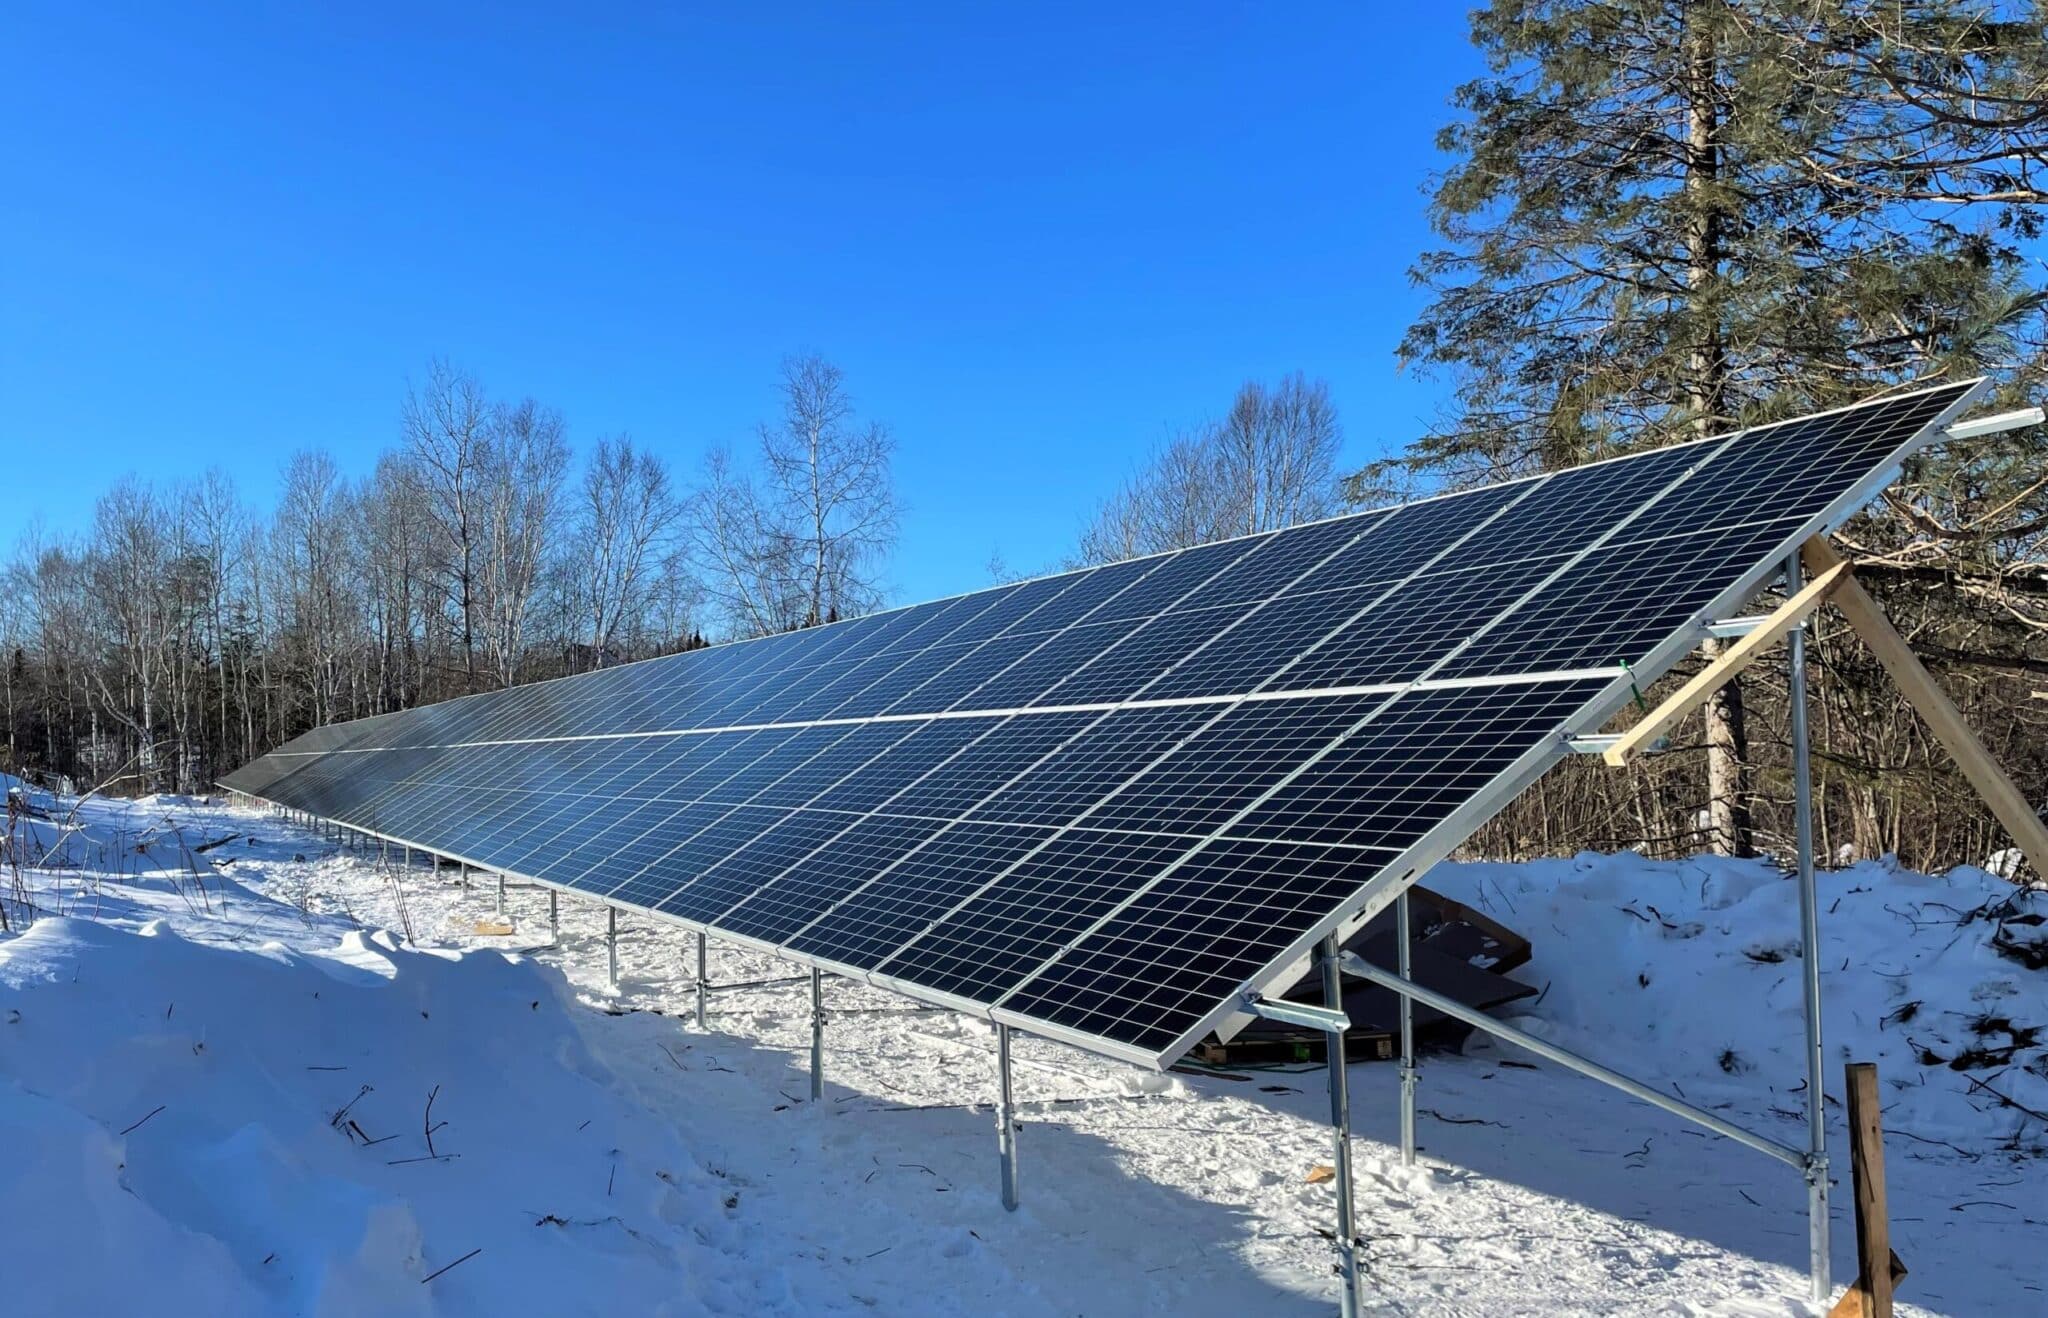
[2,3,1481,606]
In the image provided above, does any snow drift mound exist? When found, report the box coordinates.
[1430,852,2048,1155]
[0,917,812,1316]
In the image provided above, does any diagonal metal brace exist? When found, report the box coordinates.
[1338,951,1804,1167]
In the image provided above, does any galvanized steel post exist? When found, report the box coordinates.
[606,905,619,993]
[1787,551,1830,1302]
[995,1022,1018,1210]
[1320,933,1360,1318]
[809,967,825,1102]
[694,932,708,1030]
[1396,890,1417,1167]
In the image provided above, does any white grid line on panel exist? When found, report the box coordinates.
[245,378,1978,761]
[250,661,1627,762]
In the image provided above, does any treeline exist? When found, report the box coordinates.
[0,354,898,794]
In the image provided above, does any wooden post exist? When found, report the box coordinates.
[1846,1062,1891,1318]
[1803,538,2048,881]
[1824,1061,1902,1318]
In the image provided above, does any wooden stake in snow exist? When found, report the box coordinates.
[1827,1061,1906,1318]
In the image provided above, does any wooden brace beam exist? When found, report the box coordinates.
[1601,556,1854,767]
[1802,537,2048,883]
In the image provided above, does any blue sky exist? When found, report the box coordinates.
[2,3,1481,605]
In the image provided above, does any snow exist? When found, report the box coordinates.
[2,792,2042,1315]
[1430,852,2048,1156]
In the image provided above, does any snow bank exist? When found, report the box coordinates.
[1429,852,2048,1154]
[0,916,804,1315]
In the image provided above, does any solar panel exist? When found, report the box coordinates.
[224,379,1987,1068]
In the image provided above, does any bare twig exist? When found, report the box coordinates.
[419,1247,482,1284]
[424,1085,445,1159]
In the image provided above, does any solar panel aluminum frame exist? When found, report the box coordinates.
[227,378,1990,1073]
[1078,375,1993,1069]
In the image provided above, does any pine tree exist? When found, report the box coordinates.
[1372,0,2048,856]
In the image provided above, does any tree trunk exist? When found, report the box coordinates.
[1700,639,1752,855]
[1684,8,1751,856]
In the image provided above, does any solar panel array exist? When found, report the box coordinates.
[224,380,1982,1067]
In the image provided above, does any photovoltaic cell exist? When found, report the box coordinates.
[965,705,1213,828]
[1070,694,1390,837]
[223,380,1983,1068]
[955,615,1149,710]
[1026,605,1244,707]
[801,717,994,814]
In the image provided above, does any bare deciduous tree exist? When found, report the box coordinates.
[479,398,569,687]
[577,436,682,669]
[692,355,899,635]
[0,361,713,791]
[273,451,360,727]
[87,480,182,790]
[402,360,492,689]
[1079,373,1346,562]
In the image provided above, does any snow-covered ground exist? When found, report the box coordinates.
[2,783,2041,1315]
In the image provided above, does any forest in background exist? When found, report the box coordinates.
[6,1,2047,881]
[0,352,908,795]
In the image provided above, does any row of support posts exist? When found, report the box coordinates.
[257,802,1032,1228]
